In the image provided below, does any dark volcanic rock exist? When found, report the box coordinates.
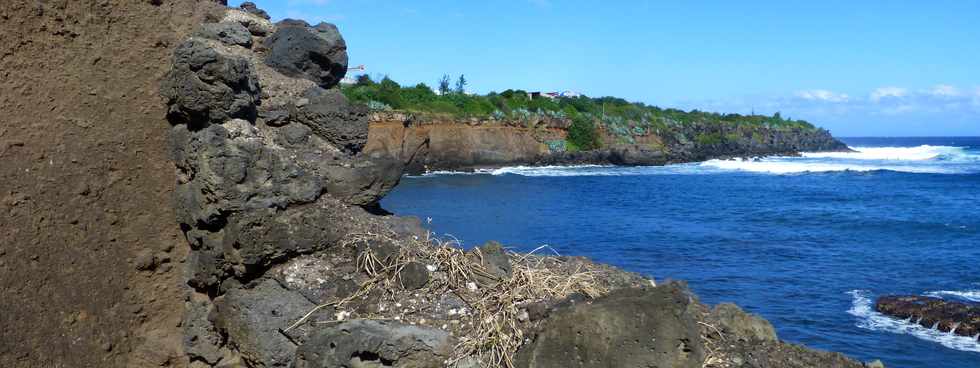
[709,340,863,368]
[608,146,668,166]
[161,39,260,127]
[876,295,980,339]
[290,88,369,154]
[183,295,225,364]
[213,279,316,367]
[398,261,429,290]
[515,284,704,368]
[194,21,253,48]
[264,20,348,88]
[707,303,778,342]
[167,113,398,288]
[470,241,512,286]
[292,320,455,368]
[239,1,271,20]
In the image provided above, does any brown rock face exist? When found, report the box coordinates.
[0,1,225,367]
[876,295,980,339]
[515,284,705,368]
[365,119,557,173]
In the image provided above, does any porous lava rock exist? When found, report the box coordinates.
[292,320,456,368]
[161,39,261,127]
[194,21,253,47]
[264,20,349,88]
[289,87,370,154]
[707,303,778,342]
[515,283,705,368]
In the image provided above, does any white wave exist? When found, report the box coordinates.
[925,290,980,303]
[700,158,959,174]
[804,145,976,161]
[488,165,613,176]
[847,290,980,353]
[408,145,980,178]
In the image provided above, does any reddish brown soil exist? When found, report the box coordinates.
[0,1,224,367]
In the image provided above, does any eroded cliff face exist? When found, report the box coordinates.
[366,112,849,173]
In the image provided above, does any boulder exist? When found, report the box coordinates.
[292,320,455,368]
[515,284,704,368]
[320,152,404,206]
[264,20,348,88]
[289,87,369,154]
[222,9,275,36]
[161,39,261,126]
[356,237,401,264]
[239,2,270,20]
[707,303,778,342]
[398,261,429,290]
[213,279,316,367]
[469,241,512,286]
[194,21,253,48]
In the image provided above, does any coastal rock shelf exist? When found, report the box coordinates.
[876,295,980,340]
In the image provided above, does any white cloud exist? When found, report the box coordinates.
[870,87,908,102]
[795,89,849,102]
[928,84,961,97]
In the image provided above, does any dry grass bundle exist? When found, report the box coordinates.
[287,231,612,367]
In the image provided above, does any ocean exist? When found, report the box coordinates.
[381,137,980,368]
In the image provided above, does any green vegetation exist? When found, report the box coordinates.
[567,115,600,151]
[341,75,819,148]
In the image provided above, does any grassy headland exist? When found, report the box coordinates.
[342,75,820,151]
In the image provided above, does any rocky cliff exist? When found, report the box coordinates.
[1,1,871,368]
[365,111,849,174]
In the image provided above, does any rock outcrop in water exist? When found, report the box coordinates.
[365,111,849,174]
[876,295,980,340]
[2,1,872,367]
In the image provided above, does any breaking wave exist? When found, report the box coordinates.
[925,290,980,303]
[804,145,977,162]
[847,290,980,353]
[701,145,979,174]
[410,146,980,177]
[699,158,963,174]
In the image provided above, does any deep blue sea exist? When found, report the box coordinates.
[382,137,980,368]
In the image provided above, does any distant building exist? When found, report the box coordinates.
[341,64,367,85]
[529,90,583,99]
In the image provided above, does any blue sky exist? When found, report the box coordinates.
[232,0,980,136]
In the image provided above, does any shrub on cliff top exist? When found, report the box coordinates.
[567,115,600,151]
[340,75,820,138]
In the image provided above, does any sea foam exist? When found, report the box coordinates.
[804,145,976,162]
[410,146,979,177]
[699,158,959,174]
[925,290,980,303]
[847,290,980,353]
